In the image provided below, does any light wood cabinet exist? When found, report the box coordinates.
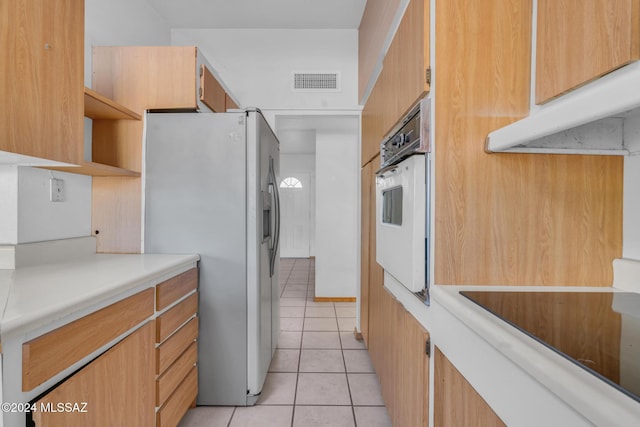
[361,76,384,167]
[22,288,154,392]
[359,163,372,344]
[381,0,430,135]
[24,268,198,427]
[536,0,640,103]
[434,347,506,427]
[360,156,382,347]
[155,268,199,423]
[32,322,156,427]
[0,0,84,165]
[434,0,622,286]
[368,285,429,427]
[89,46,236,253]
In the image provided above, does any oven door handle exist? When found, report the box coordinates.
[375,163,400,177]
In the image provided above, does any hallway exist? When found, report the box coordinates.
[179,258,391,426]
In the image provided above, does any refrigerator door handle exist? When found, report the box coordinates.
[273,163,281,264]
[268,158,280,277]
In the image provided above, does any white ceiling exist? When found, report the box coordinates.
[147,0,367,29]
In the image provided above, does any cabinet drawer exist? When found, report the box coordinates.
[156,342,197,406]
[23,288,154,391]
[156,366,198,427]
[157,317,198,375]
[156,292,198,343]
[156,268,198,311]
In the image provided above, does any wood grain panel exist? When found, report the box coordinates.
[200,65,226,112]
[434,0,622,286]
[23,288,154,391]
[156,342,198,406]
[361,74,384,166]
[0,0,84,165]
[368,286,430,426]
[434,347,506,427]
[360,163,372,345]
[32,322,155,427]
[365,156,384,354]
[358,0,402,101]
[156,317,199,375]
[156,268,199,311]
[156,367,198,427]
[225,93,239,110]
[536,0,640,103]
[382,0,429,134]
[92,176,141,254]
[156,293,198,343]
[398,309,429,427]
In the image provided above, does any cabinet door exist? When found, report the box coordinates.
[382,0,430,134]
[200,65,226,112]
[396,308,429,427]
[434,347,506,427]
[0,0,83,164]
[536,0,640,103]
[360,163,373,344]
[32,322,155,427]
[361,76,384,167]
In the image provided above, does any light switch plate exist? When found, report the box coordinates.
[50,178,65,202]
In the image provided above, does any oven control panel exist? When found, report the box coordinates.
[380,99,430,169]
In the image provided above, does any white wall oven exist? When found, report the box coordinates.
[376,99,431,303]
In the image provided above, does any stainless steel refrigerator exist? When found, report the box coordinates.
[143,110,281,406]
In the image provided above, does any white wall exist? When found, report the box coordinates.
[84,0,171,85]
[171,29,359,110]
[315,125,359,298]
[0,167,91,245]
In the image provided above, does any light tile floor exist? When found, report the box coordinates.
[179,258,392,427]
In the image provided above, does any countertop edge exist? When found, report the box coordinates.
[431,285,640,427]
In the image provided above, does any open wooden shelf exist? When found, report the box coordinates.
[84,87,142,120]
[44,88,144,176]
[46,161,141,177]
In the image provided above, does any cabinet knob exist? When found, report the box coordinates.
[44,43,51,50]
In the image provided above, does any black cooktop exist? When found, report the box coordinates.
[460,291,640,403]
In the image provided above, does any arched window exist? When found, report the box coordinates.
[280,176,303,188]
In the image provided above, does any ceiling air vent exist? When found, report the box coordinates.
[292,71,341,92]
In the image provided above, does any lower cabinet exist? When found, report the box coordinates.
[155,268,199,426]
[434,347,506,427]
[32,322,155,426]
[368,286,429,427]
[25,267,199,427]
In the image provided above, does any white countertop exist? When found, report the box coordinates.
[0,253,199,340]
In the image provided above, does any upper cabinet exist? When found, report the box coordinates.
[89,46,236,175]
[0,0,84,165]
[92,46,234,115]
[381,0,430,135]
[488,0,640,154]
[536,0,640,104]
[360,0,430,167]
[361,76,384,167]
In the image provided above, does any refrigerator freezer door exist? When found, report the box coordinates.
[246,111,280,398]
[144,112,251,405]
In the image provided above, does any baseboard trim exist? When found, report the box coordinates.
[313,297,356,303]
